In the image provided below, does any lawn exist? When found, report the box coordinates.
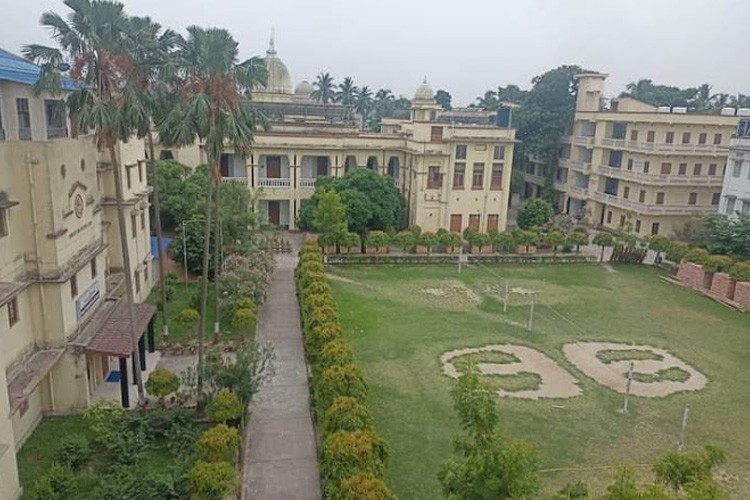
[328,263,750,498]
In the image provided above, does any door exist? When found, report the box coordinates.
[268,201,280,226]
[469,214,480,231]
[220,154,230,177]
[267,156,281,178]
[487,215,499,232]
[450,214,462,233]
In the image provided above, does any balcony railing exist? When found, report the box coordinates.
[567,184,589,198]
[19,127,31,141]
[596,166,723,186]
[258,177,290,188]
[46,127,68,139]
[559,158,592,173]
[591,191,716,215]
[523,173,546,185]
[221,176,248,184]
[597,137,724,154]
[299,178,316,189]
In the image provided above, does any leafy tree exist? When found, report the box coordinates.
[313,189,348,247]
[474,90,499,110]
[354,86,374,129]
[340,189,374,237]
[592,232,614,262]
[335,76,358,107]
[568,230,589,253]
[153,161,194,230]
[516,198,553,230]
[702,214,750,260]
[653,445,726,493]
[312,72,336,104]
[146,368,180,404]
[435,89,452,110]
[497,84,528,105]
[547,230,566,257]
[394,230,416,252]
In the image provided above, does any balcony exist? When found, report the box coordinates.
[559,158,592,174]
[567,185,589,198]
[596,166,723,186]
[591,191,715,215]
[258,177,290,188]
[597,137,725,154]
[47,127,68,139]
[299,178,316,189]
[221,176,248,185]
[566,135,595,147]
[524,173,546,185]
[19,127,31,141]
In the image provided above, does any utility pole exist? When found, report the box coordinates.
[503,282,509,314]
[182,220,188,291]
[458,245,463,274]
[527,293,536,333]
[620,362,634,413]
[677,403,690,452]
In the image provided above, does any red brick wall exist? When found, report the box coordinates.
[710,273,736,301]
[677,262,706,290]
[735,282,750,310]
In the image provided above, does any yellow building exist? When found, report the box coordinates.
[0,49,154,500]
[524,73,739,237]
[163,39,517,234]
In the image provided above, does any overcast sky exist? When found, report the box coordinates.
[3,0,748,106]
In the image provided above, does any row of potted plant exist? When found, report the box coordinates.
[676,247,750,308]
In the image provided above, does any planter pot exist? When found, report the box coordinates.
[366,247,387,254]
[527,246,537,254]
[415,246,429,254]
[323,245,336,254]
[734,281,750,310]
[710,272,736,300]
[702,271,714,291]
[677,262,706,290]
[514,245,527,254]
[480,245,493,254]
[339,247,349,254]
[347,247,362,254]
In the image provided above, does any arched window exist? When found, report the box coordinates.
[344,155,357,174]
[366,156,378,170]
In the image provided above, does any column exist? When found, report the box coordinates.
[138,336,146,371]
[119,357,130,408]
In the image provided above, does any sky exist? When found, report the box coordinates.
[3,0,749,107]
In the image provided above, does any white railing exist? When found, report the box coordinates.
[258,177,291,188]
[559,158,592,173]
[596,166,723,186]
[591,191,715,215]
[568,135,595,147]
[299,178,316,189]
[597,137,724,154]
[567,185,589,198]
[221,176,248,184]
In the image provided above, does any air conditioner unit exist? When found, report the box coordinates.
[672,107,687,114]
[657,106,671,113]
[737,108,750,117]
[720,107,736,116]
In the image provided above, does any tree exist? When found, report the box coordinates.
[497,84,528,105]
[592,232,614,262]
[311,72,335,104]
[339,189,374,237]
[568,230,589,253]
[648,234,671,261]
[335,76,358,107]
[354,86,374,129]
[547,230,566,258]
[621,79,699,109]
[159,26,268,407]
[516,198,553,230]
[313,189,348,244]
[434,89,452,110]
[474,90,499,110]
[25,0,149,403]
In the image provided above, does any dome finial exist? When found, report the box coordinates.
[267,28,277,56]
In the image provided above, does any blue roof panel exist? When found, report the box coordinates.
[0,48,78,90]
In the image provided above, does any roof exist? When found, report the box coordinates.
[82,300,156,357]
[7,349,64,414]
[0,48,78,90]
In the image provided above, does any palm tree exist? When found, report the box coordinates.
[311,72,335,104]
[127,15,179,344]
[158,26,268,406]
[24,0,147,404]
[354,86,373,129]
[335,76,358,106]
[475,90,499,110]
[693,83,712,110]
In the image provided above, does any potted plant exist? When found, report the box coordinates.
[342,232,361,254]
[318,232,338,254]
[418,232,439,254]
[365,230,390,254]
[491,231,514,254]
[394,230,416,254]
[440,232,464,254]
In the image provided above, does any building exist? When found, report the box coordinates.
[0,49,154,500]
[719,118,750,217]
[161,38,517,234]
[524,73,740,237]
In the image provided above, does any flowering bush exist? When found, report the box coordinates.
[196,424,241,463]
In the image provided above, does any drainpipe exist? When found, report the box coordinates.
[26,151,50,347]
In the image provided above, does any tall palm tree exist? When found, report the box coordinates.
[335,76,358,106]
[354,86,373,129]
[24,0,147,404]
[158,26,268,405]
[127,16,179,344]
[475,90,499,110]
[311,72,335,104]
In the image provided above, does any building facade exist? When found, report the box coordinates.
[719,118,750,217]
[162,40,517,234]
[523,73,740,237]
[0,49,154,500]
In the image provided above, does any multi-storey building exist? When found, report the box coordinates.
[0,49,154,499]
[162,39,517,234]
[719,118,750,217]
[524,73,740,237]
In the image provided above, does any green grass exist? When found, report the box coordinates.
[328,263,750,498]
[597,349,664,364]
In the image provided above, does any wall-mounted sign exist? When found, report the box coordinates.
[74,194,84,218]
[76,282,100,320]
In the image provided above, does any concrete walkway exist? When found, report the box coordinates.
[243,234,322,500]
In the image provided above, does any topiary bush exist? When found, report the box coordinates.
[188,460,237,500]
[234,297,256,312]
[146,368,180,402]
[665,240,690,262]
[365,230,390,249]
[231,307,257,336]
[393,230,416,252]
[206,389,243,424]
[684,247,710,265]
[315,364,368,413]
[176,308,200,327]
[703,255,734,273]
[729,261,750,282]
[320,430,389,498]
[339,472,397,500]
[318,339,355,372]
[323,396,373,434]
[196,424,241,463]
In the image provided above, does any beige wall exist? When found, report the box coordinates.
[0,80,71,143]
[0,359,21,500]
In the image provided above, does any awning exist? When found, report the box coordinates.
[7,349,64,414]
[0,281,28,307]
[84,300,156,357]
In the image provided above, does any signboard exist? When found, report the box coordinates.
[76,282,100,320]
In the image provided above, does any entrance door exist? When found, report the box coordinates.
[267,156,281,178]
[450,214,462,233]
[469,214,480,231]
[268,201,280,226]
[487,214,499,232]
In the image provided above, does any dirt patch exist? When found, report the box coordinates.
[441,344,582,400]
[418,280,481,309]
[563,342,708,397]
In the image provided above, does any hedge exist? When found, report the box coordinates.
[324,253,594,265]
[296,242,395,499]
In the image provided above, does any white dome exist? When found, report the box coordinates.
[414,79,434,101]
[294,80,314,96]
[261,35,293,94]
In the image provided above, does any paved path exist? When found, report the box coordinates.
[243,234,322,500]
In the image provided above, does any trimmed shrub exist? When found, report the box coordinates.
[684,248,710,265]
[231,307,256,335]
[440,231,464,251]
[306,323,344,359]
[321,430,389,496]
[206,389,243,424]
[316,364,368,412]
[339,473,396,500]
[491,231,514,253]
[665,240,690,263]
[318,339,355,371]
[55,435,91,471]
[342,232,361,249]
[729,261,750,282]
[365,230,390,249]
[235,297,256,312]
[196,424,241,463]
[323,396,373,434]
[419,231,439,251]
[146,368,180,401]
[188,460,236,500]
[29,463,78,500]
[703,255,734,273]
[393,230,416,252]
[176,308,200,327]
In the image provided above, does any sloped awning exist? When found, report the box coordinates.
[7,349,64,414]
[85,300,156,357]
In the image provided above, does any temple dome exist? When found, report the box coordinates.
[262,35,293,94]
[413,78,434,101]
[294,80,314,97]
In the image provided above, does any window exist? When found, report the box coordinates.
[639,190,646,203]
[90,258,97,279]
[487,214,499,232]
[135,271,141,294]
[140,212,146,230]
[16,98,31,140]
[733,161,742,178]
[453,163,465,189]
[472,163,484,189]
[430,126,443,142]
[630,130,638,141]
[660,163,672,175]
[656,192,665,205]
[468,214,480,231]
[651,222,660,235]
[647,131,655,143]
[688,192,697,205]
[427,166,442,189]
[70,274,78,298]
[682,132,691,144]
[698,133,707,145]
[493,145,505,161]
[665,131,674,144]
[708,163,717,176]
[726,196,736,214]
[490,163,503,189]
[44,100,66,138]
[160,150,174,160]
[138,162,143,183]
[619,214,626,227]
[713,133,722,145]
[7,298,19,327]
[678,163,687,175]
[131,215,137,238]
[144,266,149,284]
[643,161,650,173]
[627,159,633,170]
[635,220,641,233]
[623,186,630,199]
[742,201,750,216]
[0,208,7,237]
[711,193,720,205]
[606,211,613,224]
[455,145,467,160]
[450,214,462,233]
[126,167,132,190]
[693,164,702,176]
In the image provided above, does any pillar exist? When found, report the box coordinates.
[138,336,147,371]
[147,318,155,353]
[119,357,130,408]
